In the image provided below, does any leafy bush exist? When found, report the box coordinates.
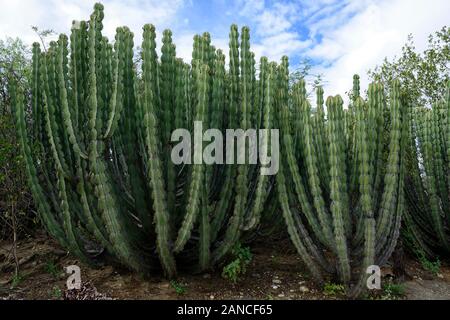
[418,251,441,276]
[170,280,186,295]
[0,113,35,239]
[323,283,345,296]
[222,243,252,283]
[0,37,34,240]
[382,281,405,299]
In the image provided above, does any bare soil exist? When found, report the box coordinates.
[1,234,449,300]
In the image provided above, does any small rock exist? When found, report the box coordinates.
[272,279,282,284]
[272,285,279,290]
[289,289,295,293]
[437,273,444,279]
[210,295,215,299]
[299,286,309,293]
[278,293,285,298]
[203,273,211,279]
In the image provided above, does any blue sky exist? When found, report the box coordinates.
[1,0,449,100]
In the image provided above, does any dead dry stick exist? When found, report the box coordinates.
[12,201,19,278]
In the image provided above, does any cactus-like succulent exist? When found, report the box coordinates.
[13,3,444,299]
[403,80,450,256]
[275,75,408,296]
[13,4,274,278]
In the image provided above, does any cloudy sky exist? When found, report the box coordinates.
[1,0,449,99]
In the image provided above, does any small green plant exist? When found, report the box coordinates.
[323,282,345,296]
[404,230,441,276]
[170,280,186,295]
[51,286,62,299]
[418,251,441,275]
[10,273,24,288]
[222,243,252,283]
[222,260,242,283]
[44,260,61,278]
[270,255,280,265]
[382,281,405,299]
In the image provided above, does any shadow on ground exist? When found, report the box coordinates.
[1,234,449,300]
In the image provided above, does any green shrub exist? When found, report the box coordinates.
[323,283,345,296]
[170,280,186,295]
[222,243,252,283]
[0,113,35,240]
[382,281,405,299]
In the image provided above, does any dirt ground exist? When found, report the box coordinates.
[1,234,449,300]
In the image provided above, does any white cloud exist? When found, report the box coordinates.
[239,0,265,16]
[236,0,311,63]
[308,0,450,104]
[0,0,186,47]
[1,0,448,105]
[259,33,312,62]
[0,0,49,44]
[252,2,298,37]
